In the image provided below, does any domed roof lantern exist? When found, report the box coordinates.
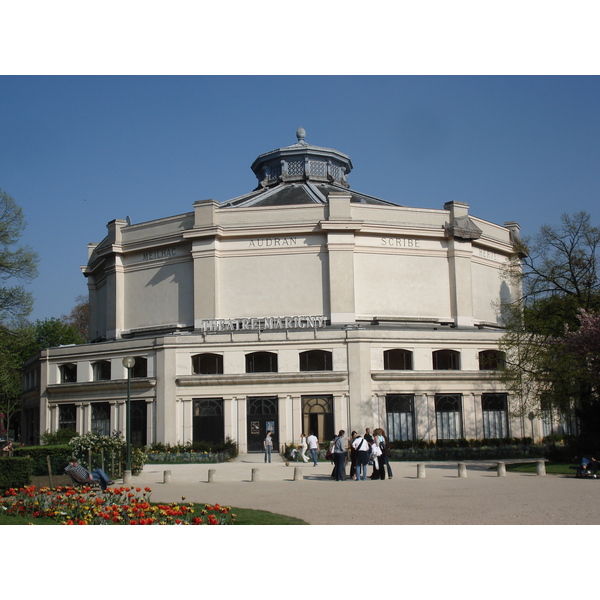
[251,129,353,189]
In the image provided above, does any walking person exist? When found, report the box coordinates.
[371,428,386,480]
[264,431,273,463]
[298,432,309,462]
[352,433,370,480]
[307,431,319,466]
[349,431,358,479]
[379,428,393,479]
[333,430,347,481]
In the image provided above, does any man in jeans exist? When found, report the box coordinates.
[65,457,114,491]
[333,430,347,481]
[307,432,319,466]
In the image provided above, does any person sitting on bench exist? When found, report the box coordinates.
[581,456,599,478]
[65,457,114,490]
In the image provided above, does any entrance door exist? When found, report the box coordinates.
[303,395,334,445]
[247,396,278,452]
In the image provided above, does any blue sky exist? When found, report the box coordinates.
[1,75,599,322]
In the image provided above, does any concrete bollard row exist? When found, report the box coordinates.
[497,462,506,477]
[208,469,216,483]
[293,467,303,481]
[163,470,171,484]
[417,464,426,479]
[537,459,546,476]
[251,468,260,482]
[458,462,467,477]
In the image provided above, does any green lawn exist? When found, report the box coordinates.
[503,462,578,475]
[0,503,307,525]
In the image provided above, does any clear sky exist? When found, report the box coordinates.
[1,75,598,322]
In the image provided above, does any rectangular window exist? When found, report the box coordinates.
[435,394,462,440]
[482,393,508,438]
[386,394,415,441]
[58,404,77,431]
[91,402,110,436]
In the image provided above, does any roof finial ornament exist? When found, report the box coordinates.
[296,127,306,144]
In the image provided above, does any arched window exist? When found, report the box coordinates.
[246,351,278,373]
[478,350,506,370]
[93,360,111,381]
[383,349,413,370]
[300,350,333,371]
[59,363,77,383]
[192,353,224,375]
[432,349,460,370]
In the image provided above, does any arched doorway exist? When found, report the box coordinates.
[302,395,334,445]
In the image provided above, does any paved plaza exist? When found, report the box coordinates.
[122,453,600,525]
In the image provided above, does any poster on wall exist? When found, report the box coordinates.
[266,421,275,434]
[251,421,260,435]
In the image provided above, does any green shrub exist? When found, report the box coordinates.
[41,428,78,445]
[12,445,73,476]
[0,457,32,491]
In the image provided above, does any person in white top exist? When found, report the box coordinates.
[352,434,371,480]
[298,433,309,462]
[306,432,319,466]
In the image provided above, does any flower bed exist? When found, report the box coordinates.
[146,449,233,464]
[0,485,235,525]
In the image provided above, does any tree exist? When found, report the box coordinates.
[500,211,600,437]
[0,189,39,324]
[0,318,84,442]
[61,295,89,342]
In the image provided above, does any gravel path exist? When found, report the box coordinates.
[124,457,600,525]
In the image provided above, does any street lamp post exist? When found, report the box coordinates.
[122,356,136,484]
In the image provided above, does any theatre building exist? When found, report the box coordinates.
[22,129,532,452]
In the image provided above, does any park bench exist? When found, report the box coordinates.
[66,470,102,489]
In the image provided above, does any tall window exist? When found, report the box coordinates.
[60,363,77,383]
[433,350,460,370]
[435,394,462,439]
[93,360,111,381]
[132,357,148,378]
[192,353,224,375]
[194,398,224,444]
[386,394,415,441]
[58,404,76,431]
[479,350,506,370]
[246,351,278,373]
[383,349,413,370]
[482,393,508,438]
[91,402,110,436]
[300,350,332,371]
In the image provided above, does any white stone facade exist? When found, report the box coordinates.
[22,132,541,450]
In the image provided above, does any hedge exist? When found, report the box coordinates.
[12,445,73,476]
[0,457,32,491]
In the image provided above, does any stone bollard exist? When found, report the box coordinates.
[251,468,260,482]
[536,459,546,476]
[123,470,132,485]
[208,469,216,483]
[458,463,467,478]
[293,467,303,481]
[163,470,171,484]
[417,464,426,479]
[497,462,506,477]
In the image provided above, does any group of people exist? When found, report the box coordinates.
[333,428,393,481]
[284,428,392,481]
